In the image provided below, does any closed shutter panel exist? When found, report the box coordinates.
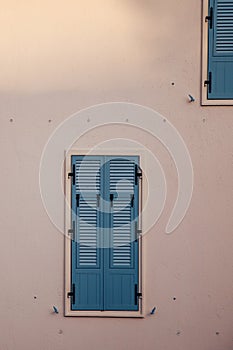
[208,0,233,99]
[104,156,140,311]
[71,156,104,310]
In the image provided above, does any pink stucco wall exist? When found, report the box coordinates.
[0,1,232,349]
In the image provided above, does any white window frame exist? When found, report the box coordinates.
[64,149,145,317]
[201,0,233,105]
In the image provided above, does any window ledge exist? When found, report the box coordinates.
[65,310,144,318]
[201,96,233,106]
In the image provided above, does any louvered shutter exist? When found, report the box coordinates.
[207,0,233,99]
[104,156,140,311]
[71,156,104,310]
[70,155,140,311]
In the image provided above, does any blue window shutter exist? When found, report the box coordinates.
[208,0,233,99]
[71,156,104,310]
[70,155,140,311]
[104,156,140,311]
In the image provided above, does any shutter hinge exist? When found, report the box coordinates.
[68,221,75,240]
[134,222,142,241]
[67,283,75,304]
[205,7,213,29]
[134,284,142,305]
[135,165,142,185]
[204,72,212,94]
[68,164,75,185]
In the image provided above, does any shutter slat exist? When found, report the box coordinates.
[77,197,98,266]
[75,159,101,193]
[215,0,233,54]
[109,159,135,193]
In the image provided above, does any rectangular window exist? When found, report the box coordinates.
[65,154,143,317]
[202,0,233,105]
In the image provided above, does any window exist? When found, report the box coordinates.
[65,154,143,317]
[202,0,233,105]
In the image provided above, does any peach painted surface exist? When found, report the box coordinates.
[0,1,232,349]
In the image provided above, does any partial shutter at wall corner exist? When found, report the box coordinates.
[207,0,233,99]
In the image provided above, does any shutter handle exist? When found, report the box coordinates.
[97,194,100,207]
[110,194,114,207]
[131,194,134,207]
[76,194,80,207]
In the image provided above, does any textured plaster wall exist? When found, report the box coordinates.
[0,1,232,350]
